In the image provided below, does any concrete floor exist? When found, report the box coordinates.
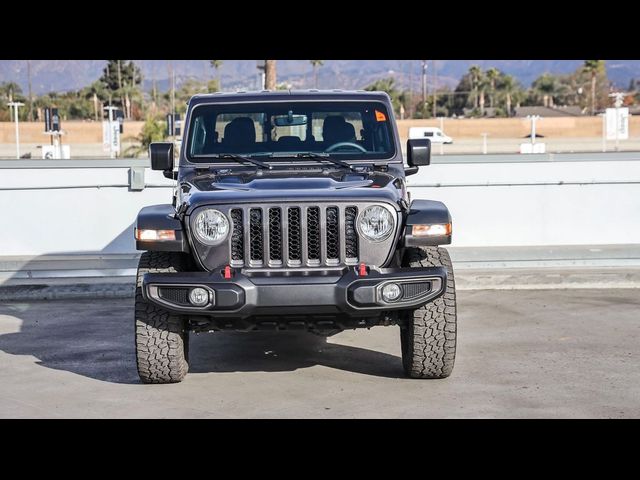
[0,289,639,418]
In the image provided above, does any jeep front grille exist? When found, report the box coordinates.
[228,205,362,268]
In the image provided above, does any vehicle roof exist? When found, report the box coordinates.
[188,89,392,105]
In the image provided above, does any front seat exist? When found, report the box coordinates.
[322,116,356,146]
[223,117,256,148]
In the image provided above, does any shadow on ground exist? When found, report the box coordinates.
[0,299,403,385]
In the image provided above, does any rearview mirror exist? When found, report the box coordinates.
[149,142,174,176]
[407,138,431,167]
[273,113,308,126]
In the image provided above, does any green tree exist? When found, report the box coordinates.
[82,81,109,121]
[486,67,499,108]
[209,60,223,90]
[530,73,561,107]
[468,65,482,109]
[363,77,404,116]
[0,81,22,102]
[309,60,324,88]
[498,74,521,116]
[124,115,166,157]
[166,79,209,115]
[100,60,142,92]
[99,60,143,117]
[583,60,605,115]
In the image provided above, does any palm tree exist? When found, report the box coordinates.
[583,60,604,115]
[83,81,109,121]
[532,73,560,107]
[500,74,518,117]
[309,60,324,88]
[478,76,487,115]
[486,68,499,108]
[0,81,22,102]
[468,65,482,109]
[265,60,277,90]
[209,60,223,90]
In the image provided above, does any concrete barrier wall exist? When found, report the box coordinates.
[0,155,639,256]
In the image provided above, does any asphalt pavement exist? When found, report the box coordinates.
[0,288,639,418]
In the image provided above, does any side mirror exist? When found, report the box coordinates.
[407,138,431,167]
[150,142,174,177]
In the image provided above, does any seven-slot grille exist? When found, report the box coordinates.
[229,205,360,267]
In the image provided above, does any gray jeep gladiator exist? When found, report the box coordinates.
[134,90,456,383]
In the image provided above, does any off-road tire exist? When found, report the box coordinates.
[400,246,457,379]
[135,251,190,384]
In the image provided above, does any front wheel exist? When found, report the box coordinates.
[135,251,190,384]
[400,246,457,379]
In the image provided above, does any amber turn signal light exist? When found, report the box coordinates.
[412,223,452,236]
[135,228,176,241]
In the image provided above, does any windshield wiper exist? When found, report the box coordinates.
[268,152,358,172]
[193,153,272,170]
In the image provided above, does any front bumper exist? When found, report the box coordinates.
[142,266,447,318]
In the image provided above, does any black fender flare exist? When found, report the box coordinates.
[135,204,190,252]
[403,199,452,246]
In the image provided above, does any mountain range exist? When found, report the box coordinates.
[2,60,639,95]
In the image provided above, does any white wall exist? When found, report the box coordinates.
[0,167,174,256]
[407,160,640,247]
[0,159,639,257]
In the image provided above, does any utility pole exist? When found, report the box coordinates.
[421,60,428,107]
[7,102,24,158]
[27,60,34,122]
[432,60,437,118]
[117,60,122,90]
[265,60,277,90]
[408,61,414,118]
[169,62,176,125]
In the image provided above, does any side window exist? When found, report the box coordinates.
[425,132,433,137]
[190,116,206,155]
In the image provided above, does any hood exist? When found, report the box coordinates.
[181,168,405,213]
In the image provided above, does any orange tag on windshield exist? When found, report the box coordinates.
[375,110,387,122]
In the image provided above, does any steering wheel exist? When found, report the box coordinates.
[326,142,367,153]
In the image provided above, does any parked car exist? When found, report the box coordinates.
[134,90,456,383]
[408,126,453,144]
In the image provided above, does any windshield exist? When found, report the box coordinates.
[186,101,396,163]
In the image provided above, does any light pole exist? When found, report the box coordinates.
[421,60,428,108]
[527,115,540,146]
[7,102,24,159]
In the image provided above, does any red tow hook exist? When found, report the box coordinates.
[359,263,368,276]
[224,265,232,279]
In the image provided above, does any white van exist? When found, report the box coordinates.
[408,127,453,144]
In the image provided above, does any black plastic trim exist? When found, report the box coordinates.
[404,199,452,246]
[142,266,447,318]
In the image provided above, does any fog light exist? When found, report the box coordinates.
[189,287,209,306]
[381,283,402,302]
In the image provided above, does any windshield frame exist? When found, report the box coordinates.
[182,99,399,166]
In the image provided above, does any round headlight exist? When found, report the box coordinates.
[358,205,395,241]
[193,209,229,245]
